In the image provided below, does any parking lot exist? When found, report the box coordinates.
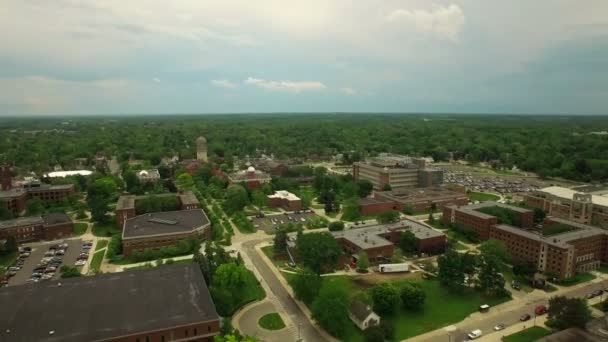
[251,211,320,233]
[5,239,87,286]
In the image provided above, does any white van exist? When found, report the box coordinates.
[467,329,482,340]
[479,304,490,312]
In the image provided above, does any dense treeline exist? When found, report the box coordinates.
[1,114,608,182]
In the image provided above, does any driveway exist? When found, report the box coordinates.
[234,300,296,341]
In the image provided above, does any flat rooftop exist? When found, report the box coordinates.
[0,188,27,199]
[178,191,200,206]
[268,190,300,201]
[377,187,466,203]
[536,186,608,207]
[123,209,209,239]
[0,216,44,230]
[446,202,532,220]
[0,264,219,342]
[332,219,445,250]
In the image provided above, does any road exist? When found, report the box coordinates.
[412,278,608,342]
[242,239,329,342]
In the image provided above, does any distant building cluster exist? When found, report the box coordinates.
[353,153,443,190]
[228,166,271,190]
[1,165,75,216]
[444,201,608,279]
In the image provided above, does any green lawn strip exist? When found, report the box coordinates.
[468,191,500,202]
[502,326,550,342]
[90,249,106,273]
[542,224,577,236]
[219,269,266,316]
[597,264,608,274]
[449,239,469,251]
[73,223,88,235]
[258,313,286,330]
[95,240,109,251]
[0,251,19,277]
[92,223,121,237]
[551,273,596,287]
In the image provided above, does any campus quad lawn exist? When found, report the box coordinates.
[392,280,510,340]
[503,327,550,342]
[89,249,105,273]
[73,223,88,235]
[95,240,109,251]
[468,191,500,202]
[552,272,596,287]
[258,313,286,330]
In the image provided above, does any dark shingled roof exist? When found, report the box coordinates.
[349,300,375,322]
[0,263,219,342]
[42,213,72,226]
[123,209,209,239]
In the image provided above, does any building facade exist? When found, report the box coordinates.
[115,191,201,228]
[353,154,443,190]
[0,213,74,243]
[228,166,271,190]
[267,191,302,211]
[359,187,468,216]
[136,169,161,183]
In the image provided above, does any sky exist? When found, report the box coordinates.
[1,0,607,116]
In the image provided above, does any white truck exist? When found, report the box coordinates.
[378,263,409,273]
[467,329,482,340]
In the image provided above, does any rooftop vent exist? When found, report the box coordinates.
[57,282,61,287]
[49,331,55,335]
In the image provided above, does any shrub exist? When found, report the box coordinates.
[328,221,345,231]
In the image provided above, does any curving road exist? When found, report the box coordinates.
[241,239,329,342]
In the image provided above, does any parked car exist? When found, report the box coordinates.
[467,329,482,340]
[587,293,596,299]
[593,289,604,297]
[59,243,68,249]
[493,324,505,331]
[511,280,521,290]
[535,305,547,315]
[520,314,531,321]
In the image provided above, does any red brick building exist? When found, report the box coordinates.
[228,166,271,190]
[115,191,201,228]
[359,187,468,216]
[0,264,221,342]
[267,191,303,211]
[0,213,74,243]
[332,220,447,263]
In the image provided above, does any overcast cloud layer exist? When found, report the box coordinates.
[1,0,607,115]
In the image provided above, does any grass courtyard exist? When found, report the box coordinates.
[552,272,596,287]
[503,326,550,342]
[92,223,121,237]
[258,313,286,330]
[468,191,500,202]
[89,249,105,274]
[73,223,88,235]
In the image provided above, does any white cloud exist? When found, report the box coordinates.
[386,4,465,41]
[244,77,326,93]
[339,87,357,96]
[153,78,161,83]
[211,79,238,89]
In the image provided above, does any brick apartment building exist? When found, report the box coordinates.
[359,187,468,216]
[122,209,211,257]
[267,190,302,211]
[445,201,608,279]
[524,186,608,228]
[353,153,443,190]
[115,191,200,228]
[443,202,533,240]
[332,220,447,263]
[0,175,75,216]
[0,264,221,342]
[0,213,74,243]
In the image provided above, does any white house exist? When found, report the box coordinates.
[136,169,161,184]
[348,300,381,331]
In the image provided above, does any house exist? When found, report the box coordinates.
[136,169,161,183]
[349,300,380,330]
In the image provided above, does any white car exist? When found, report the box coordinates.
[467,329,482,340]
[75,260,86,266]
[493,324,505,331]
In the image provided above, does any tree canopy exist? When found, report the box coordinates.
[296,232,342,274]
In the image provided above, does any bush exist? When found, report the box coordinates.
[328,221,345,231]
[60,266,81,278]
[371,283,400,314]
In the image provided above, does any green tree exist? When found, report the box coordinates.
[224,184,249,214]
[400,282,426,310]
[175,172,195,191]
[292,268,322,304]
[513,260,537,278]
[212,262,248,291]
[328,221,345,231]
[371,282,400,314]
[479,239,511,263]
[274,229,288,254]
[25,198,45,216]
[0,205,13,220]
[251,190,267,208]
[476,255,508,297]
[377,210,400,224]
[399,231,418,254]
[438,249,465,292]
[87,177,118,223]
[123,169,141,194]
[59,265,82,278]
[547,296,592,330]
[391,249,404,263]
[1,236,18,255]
[356,251,370,272]
[357,180,374,198]
[311,279,351,338]
[364,326,385,342]
[340,197,360,221]
[533,208,547,224]
[296,232,342,274]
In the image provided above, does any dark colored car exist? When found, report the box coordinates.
[535,305,547,315]
[520,314,531,321]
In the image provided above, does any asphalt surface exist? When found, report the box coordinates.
[8,239,84,286]
[242,239,328,342]
[419,278,608,342]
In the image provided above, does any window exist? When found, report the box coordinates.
[194,328,197,335]
[161,336,165,342]
[145,337,149,342]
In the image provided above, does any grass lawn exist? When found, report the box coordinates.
[261,246,296,270]
[552,272,596,287]
[597,264,608,274]
[311,203,324,209]
[217,269,266,316]
[543,224,576,236]
[95,240,109,251]
[0,251,18,277]
[503,327,550,342]
[92,223,121,237]
[468,191,500,202]
[258,313,286,330]
[73,223,88,235]
[89,249,105,273]
[449,239,469,251]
